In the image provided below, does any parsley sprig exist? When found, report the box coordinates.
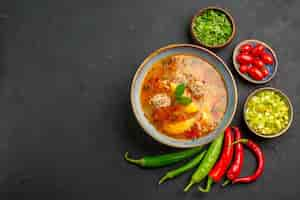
[174,83,192,105]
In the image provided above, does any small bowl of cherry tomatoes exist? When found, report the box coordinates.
[233,39,278,84]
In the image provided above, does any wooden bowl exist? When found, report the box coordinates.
[233,39,278,84]
[190,6,236,49]
[243,87,293,138]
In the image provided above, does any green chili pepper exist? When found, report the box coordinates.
[124,146,204,168]
[183,133,224,192]
[159,150,207,184]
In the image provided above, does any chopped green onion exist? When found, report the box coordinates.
[192,9,233,46]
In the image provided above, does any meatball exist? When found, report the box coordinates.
[149,93,171,108]
[173,71,188,84]
[173,69,195,85]
[188,80,206,98]
[170,55,195,68]
[170,55,185,66]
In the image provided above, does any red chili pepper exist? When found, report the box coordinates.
[231,138,264,184]
[222,127,244,186]
[199,127,234,192]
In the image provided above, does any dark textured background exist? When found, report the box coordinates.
[0,0,299,199]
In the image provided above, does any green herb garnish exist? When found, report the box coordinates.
[193,9,233,46]
[175,83,186,98]
[174,83,192,105]
[176,96,192,105]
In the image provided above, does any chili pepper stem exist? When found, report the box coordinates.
[232,139,248,145]
[158,174,171,184]
[198,177,213,192]
[184,133,224,192]
[158,150,207,185]
[222,179,231,187]
[184,181,194,192]
[124,152,144,166]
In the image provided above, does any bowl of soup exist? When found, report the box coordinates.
[131,44,237,148]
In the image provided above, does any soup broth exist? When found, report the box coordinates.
[140,54,227,140]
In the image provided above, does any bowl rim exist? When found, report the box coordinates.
[233,39,278,84]
[243,87,293,138]
[130,43,238,148]
[190,6,236,49]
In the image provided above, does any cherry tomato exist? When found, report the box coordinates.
[260,67,269,77]
[239,65,249,74]
[185,129,199,139]
[241,51,251,55]
[248,67,264,80]
[251,44,265,57]
[261,53,274,65]
[236,54,254,65]
[185,124,200,139]
[252,59,265,69]
[239,43,253,53]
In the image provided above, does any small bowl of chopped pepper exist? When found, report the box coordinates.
[244,87,293,138]
[190,6,236,48]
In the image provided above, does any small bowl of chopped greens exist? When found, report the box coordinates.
[244,87,293,138]
[190,7,236,48]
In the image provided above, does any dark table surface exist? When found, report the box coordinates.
[1,0,299,199]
